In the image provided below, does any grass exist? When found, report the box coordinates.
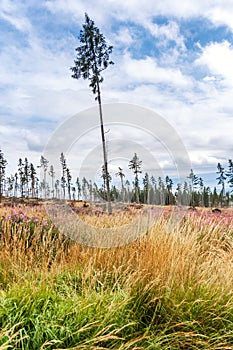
[0,204,233,349]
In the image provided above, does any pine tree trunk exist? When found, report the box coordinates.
[96,83,112,214]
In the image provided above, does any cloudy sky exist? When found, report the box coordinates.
[0,0,233,189]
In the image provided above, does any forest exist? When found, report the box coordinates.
[0,149,232,208]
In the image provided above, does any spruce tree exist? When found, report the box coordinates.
[216,162,226,207]
[226,159,233,193]
[60,153,67,199]
[71,13,114,213]
[128,153,142,203]
[0,149,7,202]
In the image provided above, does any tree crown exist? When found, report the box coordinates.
[71,13,114,96]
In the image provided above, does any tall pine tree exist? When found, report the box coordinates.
[71,13,114,213]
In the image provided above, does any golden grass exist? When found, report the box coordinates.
[0,205,232,289]
[41,207,233,301]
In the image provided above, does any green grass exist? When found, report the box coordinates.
[1,271,233,349]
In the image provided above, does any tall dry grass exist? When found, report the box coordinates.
[0,205,233,349]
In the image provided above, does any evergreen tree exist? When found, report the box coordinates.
[158,177,165,205]
[187,169,199,207]
[125,179,131,202]
[35,176,40,198]
[210,187,219,207]
[60,153,67,199]
[226,159,233,193]
[66,167,72,200]
[175,183,182,205]
[128,153,142,203]
[216,162,226,207]
[115,167,125,201]
[76,177,81,200]
[71,186,76,201]
[14,172,18,197]
[165,175,173,205]
[89,180,93,201]
[203,186,210,207]
[225,191,230,206]
[93,182,99,201]
[199,177,204,207]
[18,158,25,197]
[182,181,190,206]
[149,176,157,204]
[101,165,112,200]
[82,177,88,201]
[143,172,150,204]
[48,165,55,198]
[55,179,60,199]
[71,13,114,213]
[0,149,7,202]
[39,156,49,198]
[6,175,14,197]
[30,163,37,198]
[111,185,118,201]
[24,157,30,197]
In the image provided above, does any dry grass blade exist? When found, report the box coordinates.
[83,322,135,345]
[0,323,27,350]
[40,339,62,349]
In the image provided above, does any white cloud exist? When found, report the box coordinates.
[195,41,233,86]
[112,27,135,46]
[44,0,233,32]
[110,0,233,32]
[146,20,186,51]
[0,0,32,32]
[0,124,42,174]
[0,26,93,120]
[207,5,233,31]
[21,129,47,152]
[123,53,192,87]
[44,0,109,25]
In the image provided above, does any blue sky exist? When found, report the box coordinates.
[0,0,233,190]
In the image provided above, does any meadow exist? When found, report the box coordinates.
[0,202,233,349]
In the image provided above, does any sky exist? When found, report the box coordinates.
[0,0,233,190]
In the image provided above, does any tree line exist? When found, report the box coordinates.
[0,149,232,207]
